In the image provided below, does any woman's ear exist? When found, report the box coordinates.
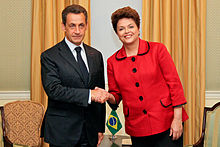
[138,28,140,36]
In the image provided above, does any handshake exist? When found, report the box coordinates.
[91,87,115,104]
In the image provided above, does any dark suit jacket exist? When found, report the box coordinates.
[40,39,106,146]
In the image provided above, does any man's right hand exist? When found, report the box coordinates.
[91,87,113,103]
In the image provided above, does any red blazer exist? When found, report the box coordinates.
[107,38,188,137]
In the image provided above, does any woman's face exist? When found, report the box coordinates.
[116,18,140,45]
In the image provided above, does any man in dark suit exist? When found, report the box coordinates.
[41,4,109,147]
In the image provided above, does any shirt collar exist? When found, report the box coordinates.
[65,37,85,52]
[115,38,150,60]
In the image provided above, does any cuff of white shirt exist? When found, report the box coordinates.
[88,90,91,104]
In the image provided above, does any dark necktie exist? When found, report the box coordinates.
[75,47,89,84]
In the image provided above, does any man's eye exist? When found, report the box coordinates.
[69,24,75,28]
[129,26,134,28]
[79,24,85,28]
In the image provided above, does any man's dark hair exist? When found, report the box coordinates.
[62,4,88,25]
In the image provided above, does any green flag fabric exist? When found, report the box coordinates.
[106,110,122,135]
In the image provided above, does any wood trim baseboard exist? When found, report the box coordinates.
[205,91,220,100]
[0,91,30,100]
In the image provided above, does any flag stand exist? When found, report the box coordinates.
[109,135,117,142]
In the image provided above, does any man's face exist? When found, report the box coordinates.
[62,13,87,46]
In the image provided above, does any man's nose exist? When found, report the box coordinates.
[74,26,80,34]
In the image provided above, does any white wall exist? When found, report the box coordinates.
[91,0,142,83]
[91,0,142,136]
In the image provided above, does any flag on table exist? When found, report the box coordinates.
[106,110,122,135]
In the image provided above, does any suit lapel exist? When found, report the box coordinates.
[58,39,85,82]
[84,44,95,85]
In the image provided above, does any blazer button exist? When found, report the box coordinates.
[131,57,135,62]
[139,96,143,101]
[143,109,147,114]
[135,82,139,87]
[132,68,137,73]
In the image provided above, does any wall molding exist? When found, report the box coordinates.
[0,91,30,100]
[205,91,220,99]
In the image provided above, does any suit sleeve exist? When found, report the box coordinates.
[41,52,89,107]
[157,44,187,107]
[107,58,122,110]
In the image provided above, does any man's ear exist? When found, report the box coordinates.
[61,23,66,32]
[85,22,88,31]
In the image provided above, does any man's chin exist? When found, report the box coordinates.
[71,40,83,46]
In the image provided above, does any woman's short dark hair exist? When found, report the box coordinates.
[62,4,88,25]
[111,6,140,33]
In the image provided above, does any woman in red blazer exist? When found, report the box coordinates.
[106,6,188,147]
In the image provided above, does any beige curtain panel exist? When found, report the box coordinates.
[31,0,90,146]
[142,0,206,146]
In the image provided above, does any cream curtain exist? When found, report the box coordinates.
[142,0,206,145]
[31,0,90,146]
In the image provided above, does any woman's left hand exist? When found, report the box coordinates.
[169,118,183,140]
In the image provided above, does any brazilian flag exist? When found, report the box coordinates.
[106,110,122,135]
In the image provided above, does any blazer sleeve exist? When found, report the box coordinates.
[41,51,89,107]
[107,58,122,110]
[157,44,187,107]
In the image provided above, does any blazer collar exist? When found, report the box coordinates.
[58,39,77,64]
[115,38,150,60]
[83,43,94,73]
